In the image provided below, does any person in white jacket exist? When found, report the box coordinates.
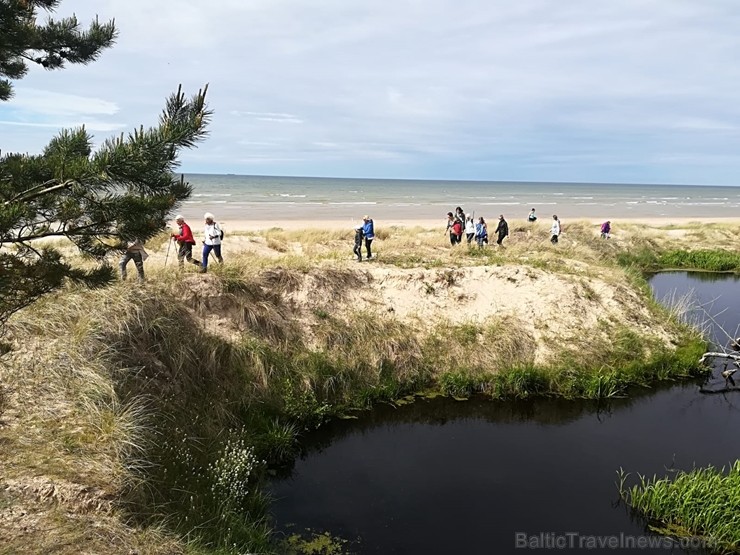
[201,212,223,272]
[550,215,561,244]
[464,215,476,244]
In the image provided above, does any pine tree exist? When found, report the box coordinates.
[0,0,211,326]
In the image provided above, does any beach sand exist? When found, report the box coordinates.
[212,216,740,232]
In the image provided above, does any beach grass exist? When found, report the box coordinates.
[1,220,729,554]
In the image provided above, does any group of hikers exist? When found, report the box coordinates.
[120,208,613,281]
[441,207,612,248]
[444,207,508,247]
[119,212,224,281]
[441,207,549,247]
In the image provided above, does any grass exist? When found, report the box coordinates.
[619,462,740,553]
[658,249,740,272]
[1,220,730,554]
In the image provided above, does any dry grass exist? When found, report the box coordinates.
[210,220,738,276]
[0,221,722,554]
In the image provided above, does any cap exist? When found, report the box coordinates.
[362,215,369,220]
[175,214,184,221]
[204,212,215,220]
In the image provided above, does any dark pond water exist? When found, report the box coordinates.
[270,272,740,554]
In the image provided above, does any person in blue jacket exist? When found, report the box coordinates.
[475,217,488,248]
[362,215,375,259]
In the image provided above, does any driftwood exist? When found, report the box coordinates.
[698,351,739,394]
[699,352,740,365]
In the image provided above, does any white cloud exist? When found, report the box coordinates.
[8,88,119,117]
[3,0,740,183]
[0,120,126,132]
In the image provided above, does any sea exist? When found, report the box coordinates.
[181,174,740,222]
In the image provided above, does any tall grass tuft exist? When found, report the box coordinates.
[619,462,740,553]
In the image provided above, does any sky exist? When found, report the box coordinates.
[2,0,740,185]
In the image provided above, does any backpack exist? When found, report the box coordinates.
[215,224,224,240]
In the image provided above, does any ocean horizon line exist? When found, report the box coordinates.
[181,172,740,189]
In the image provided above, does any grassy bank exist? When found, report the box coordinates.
[619,463,740,553]
[1,220,729,554]
[1,272,705,554]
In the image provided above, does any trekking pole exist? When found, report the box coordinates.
[164,237,172,267]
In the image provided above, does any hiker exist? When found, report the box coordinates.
[353,225,364,262]
[475,217,488,248]
[171,215,200,268]
[465,215,475,244]
[119,239,148,282]
[445,212,458,245]
[452,216,463,245]
[600,220,611,239]
[550,215,561,244]
[201,212,223,272]
[362,215,375,259]
[455,206,465,224]
[494,214,509,246]
[528,208,537,223]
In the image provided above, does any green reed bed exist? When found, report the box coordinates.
[618,248,740,273]
[658,249,740,272]
[619,462,740,553]
[436,333,706,401]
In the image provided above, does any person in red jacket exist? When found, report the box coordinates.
[452,217,463,245]
[171,215,200,268]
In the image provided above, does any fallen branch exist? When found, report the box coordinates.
[699,352,740,365]
[699,387,740,395]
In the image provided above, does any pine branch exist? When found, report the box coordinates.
[3,179,73,205]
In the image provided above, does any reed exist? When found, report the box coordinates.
[658,249,740,272]
[619,462,740,553]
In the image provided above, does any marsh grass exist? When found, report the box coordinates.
[658,249,740,272]
[619,462,740,553]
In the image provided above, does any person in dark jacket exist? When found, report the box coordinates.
[353,225,364,261]
[362,215,375,259]
[171,215,200,268]
[455,206,465,224]
[495,214,509,246]
[445,212,457,245]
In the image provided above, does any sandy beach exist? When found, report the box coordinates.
[209,216,740,232]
